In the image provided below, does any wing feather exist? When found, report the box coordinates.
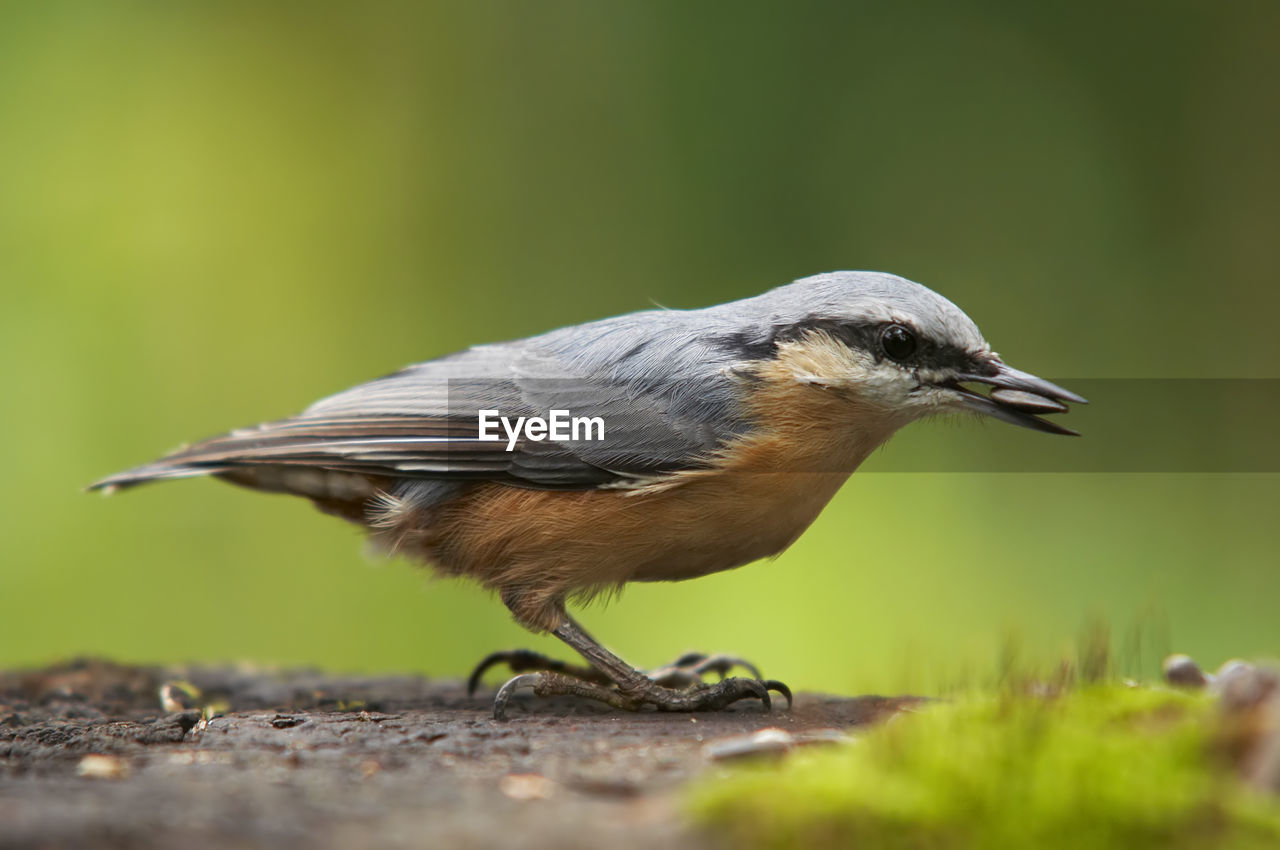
[89,334,748,493]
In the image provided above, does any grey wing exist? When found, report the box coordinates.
[88,338,748,493]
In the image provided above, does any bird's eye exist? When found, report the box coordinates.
[879,324,918,362]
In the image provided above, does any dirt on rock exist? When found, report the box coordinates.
[0,659,920,850]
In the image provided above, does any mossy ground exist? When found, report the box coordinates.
[688,684,1280,849]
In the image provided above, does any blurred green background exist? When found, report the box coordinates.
[2,1,1277,694]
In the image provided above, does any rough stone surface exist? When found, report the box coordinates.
[0,660,919,850]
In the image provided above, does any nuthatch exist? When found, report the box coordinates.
[92,271,1085,718]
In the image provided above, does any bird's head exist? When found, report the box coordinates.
[724,271,1085,436]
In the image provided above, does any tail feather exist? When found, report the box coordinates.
[84,414,443,495]
[87,455,233,493]
[86,423,297,493]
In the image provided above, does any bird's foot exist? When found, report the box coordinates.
[491,671,792,720]
[467,648,763,696]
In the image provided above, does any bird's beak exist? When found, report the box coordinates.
[947,360,1088,436]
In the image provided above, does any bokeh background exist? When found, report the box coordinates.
[2,1,1277,694]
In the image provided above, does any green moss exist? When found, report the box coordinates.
[688,686,1280,850]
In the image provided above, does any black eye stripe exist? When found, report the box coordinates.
[716,317,982,373]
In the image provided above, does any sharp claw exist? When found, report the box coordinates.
[465,650,535,696]
[492,673,544,720]
[763,679,793,710]
[467,651,513,697]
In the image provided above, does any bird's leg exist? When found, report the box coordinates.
[490,617,791,720]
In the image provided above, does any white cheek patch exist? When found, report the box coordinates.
[856,363,919,406]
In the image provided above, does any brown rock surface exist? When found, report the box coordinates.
[0,660,918,850]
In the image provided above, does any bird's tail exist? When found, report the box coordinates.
[86,417,395,512]
[86,437,239,493]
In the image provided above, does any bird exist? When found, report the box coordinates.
[90,271,1086,718]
